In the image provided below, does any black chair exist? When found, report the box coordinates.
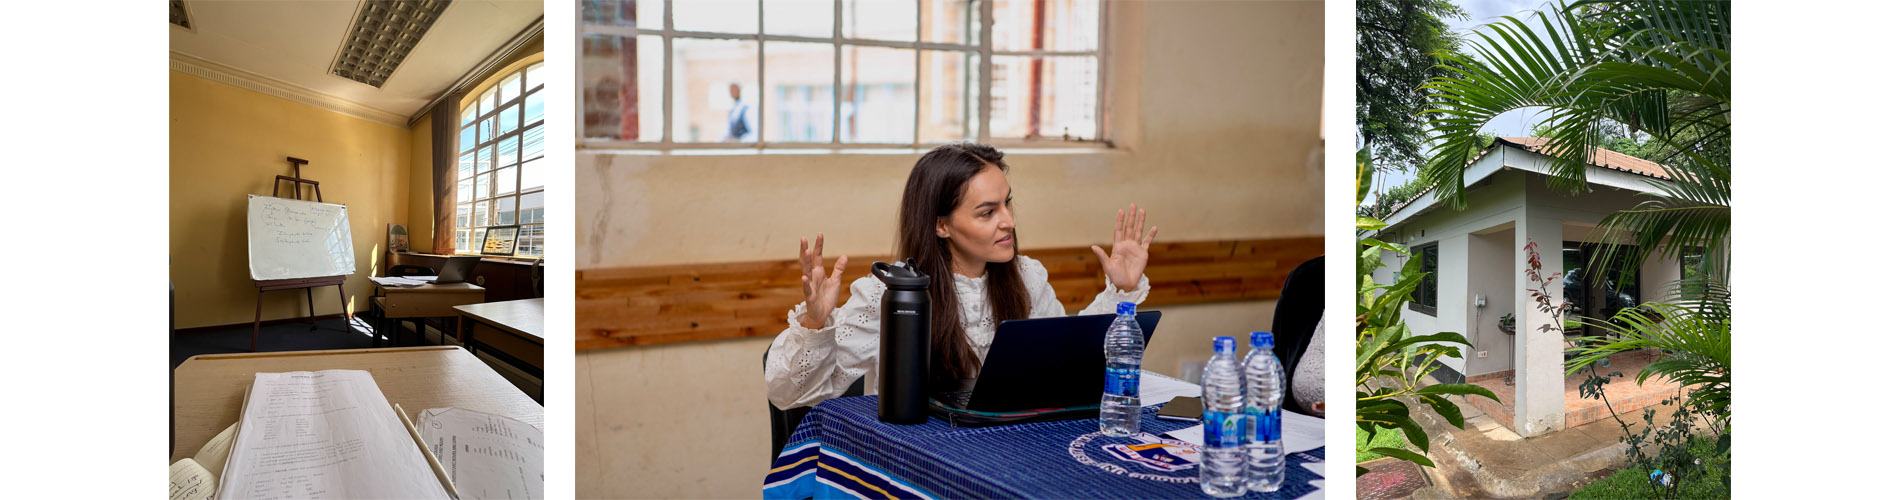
[376,265,438,346]
[1271,256,1323,413]
[765,347,864,462]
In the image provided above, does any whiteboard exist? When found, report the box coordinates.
[247,195,357,280]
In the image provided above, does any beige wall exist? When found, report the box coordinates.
[170,71,413,329]
[574,1,1323,497]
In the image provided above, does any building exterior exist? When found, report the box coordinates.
[1368,137,1703,437]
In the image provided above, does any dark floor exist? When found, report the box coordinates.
[169,316,437,368]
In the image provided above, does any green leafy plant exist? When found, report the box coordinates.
[1356,147,1501,476]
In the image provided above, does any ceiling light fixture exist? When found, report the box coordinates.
[329,0,452,88]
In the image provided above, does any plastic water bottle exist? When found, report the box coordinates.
[1100,302,1144,436]
[1243,331,1286,492]
[1200,337,1246,498]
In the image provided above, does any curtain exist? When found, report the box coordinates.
[430,92,463,254]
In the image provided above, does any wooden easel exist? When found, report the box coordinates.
[252,156,349,352]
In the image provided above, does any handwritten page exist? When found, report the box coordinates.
[170,459,216,500]
[417,407,545,500]
[218,370,451,500]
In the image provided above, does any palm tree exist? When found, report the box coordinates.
[1416,0,1730,426]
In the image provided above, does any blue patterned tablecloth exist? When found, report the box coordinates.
[763,396,1324,499]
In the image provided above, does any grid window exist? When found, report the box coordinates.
[1409,242,1438,316]
[579,0,1106,148]
[456,62,547,258]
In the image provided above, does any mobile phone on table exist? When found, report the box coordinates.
[1157,396,1201,422]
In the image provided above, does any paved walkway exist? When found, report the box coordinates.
[1397,373,1714,499]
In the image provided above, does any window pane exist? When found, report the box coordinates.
[989,55,1096,140]
[517,225,544,257]
[497,197,516,226]
[764,42,834,143]
[480,116,495,142]
[844,0,917,42]
[673,0,757,34]
[919,50,976,143]
[477,171,495,200]
[469,228,487,254]
[842,46,915,143]
[476,146,493,173]
[479,87,497,115]
[520,191,544,224]
[993,0,1099,51]
[525,89,545,124]
[456,204,470,228]
[456,178,472,203]
[499,136,520,168]
[581,0,661,29]
[460,105,477,125]
[455,229,469,253]
[521,157,544,192]
[582,34,663,141]
[473,201,490,227]
[921,0,978,45]
[523,125,545,160]
[457,152,475,178]
[527,63,544,90]
[673,38,759,143]
[459,125,476,152]
[496,166,517,196]
[499,104,520,134]
[499,73,522,104]
[764,0,832,37]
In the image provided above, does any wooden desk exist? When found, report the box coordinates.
[170,346,543,463]
[456,298,544,379]
[373,282,485,346]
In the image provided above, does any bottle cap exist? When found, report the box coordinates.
[1251,331,1274,348]
[1116,301,1136,315]
[1213,336,1235,354]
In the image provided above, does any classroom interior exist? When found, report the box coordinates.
[571,1,1324,497]
[168,2,546,399]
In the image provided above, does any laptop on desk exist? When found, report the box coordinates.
[930,311,1162,426]
[430,256,481,284]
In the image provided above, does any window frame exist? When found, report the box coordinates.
[577,0,1111,150]
[1409,241,1438,316]
[455,61,548,258]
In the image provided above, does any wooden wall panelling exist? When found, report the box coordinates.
[575,237,1321,350]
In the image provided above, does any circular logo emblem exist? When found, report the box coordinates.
[1069,432,1202,484]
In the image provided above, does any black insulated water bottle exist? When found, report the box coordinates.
[874,259,930,424]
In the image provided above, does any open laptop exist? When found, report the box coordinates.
[931,311,1161,424]
[430,256,481,284]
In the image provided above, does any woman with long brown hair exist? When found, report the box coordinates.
[765,143,1160,410]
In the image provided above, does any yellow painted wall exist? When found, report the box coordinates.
[170,71,413,329]
[574,1,1324,497]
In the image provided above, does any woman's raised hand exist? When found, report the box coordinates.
[1090,203,1158,293]
[799,233,849,329]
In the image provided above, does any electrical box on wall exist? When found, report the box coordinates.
[1477,351,1489,358]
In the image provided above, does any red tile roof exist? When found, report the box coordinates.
[1496,137,1673,180]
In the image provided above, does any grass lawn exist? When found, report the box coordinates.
[1354,425,1408,463]
[1571,437,1729,499]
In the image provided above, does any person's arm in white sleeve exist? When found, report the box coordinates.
[1020,257,1070,318]
[1078,272,1150,315]
[765,276,885,410]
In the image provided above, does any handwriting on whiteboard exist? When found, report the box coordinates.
[256,201,340,246]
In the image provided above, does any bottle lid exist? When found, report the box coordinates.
[871,258,931,290]
[1251,331,1274,348]
[1213,336,1235,354]
[1116,301,1136,315]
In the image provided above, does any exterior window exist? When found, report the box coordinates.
[1410,242,1437,316]
[456,62,547,257]
[578,0,1106,148]
[1562,242,1641,335]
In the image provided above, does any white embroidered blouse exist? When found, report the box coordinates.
[765,255,1150,410]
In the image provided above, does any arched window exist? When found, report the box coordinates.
[455,61,546,256]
